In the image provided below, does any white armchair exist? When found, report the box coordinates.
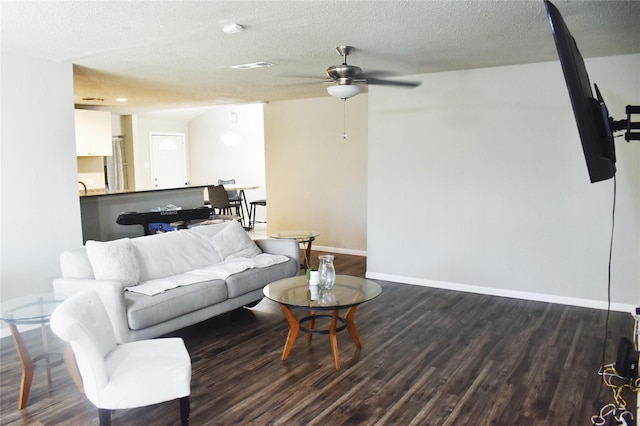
[50,289,191,426]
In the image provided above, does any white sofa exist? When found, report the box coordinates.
[53,220,299,343]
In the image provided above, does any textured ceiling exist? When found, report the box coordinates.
[2,1,639,116]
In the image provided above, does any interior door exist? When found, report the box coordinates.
[150,133,188,189]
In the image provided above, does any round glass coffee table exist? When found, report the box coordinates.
[263,275,381,370]
[0,293,64,409]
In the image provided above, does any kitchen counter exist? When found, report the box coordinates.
[79,185,208,198]
[80,185,209,242]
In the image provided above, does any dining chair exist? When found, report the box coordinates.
[207,184,233,215]
[217,178,239,202]
[50,289,192,426]
[218,178,243,220]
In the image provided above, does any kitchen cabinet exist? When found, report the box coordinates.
[75,109,112,156]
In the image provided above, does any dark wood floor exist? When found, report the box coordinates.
[1,250,635,425]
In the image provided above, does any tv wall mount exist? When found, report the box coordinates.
[595,82,639,143]
[610,105,640,142]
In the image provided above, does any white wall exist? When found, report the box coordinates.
[367,54,640,311]
[189,104,267,219]
[264,95,368,254]
[1,54,82,313]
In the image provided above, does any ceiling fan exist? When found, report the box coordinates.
[324,46,421,99]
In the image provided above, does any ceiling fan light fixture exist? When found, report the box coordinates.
[327,84,360,99]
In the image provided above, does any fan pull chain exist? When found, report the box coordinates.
[342,99,348,139]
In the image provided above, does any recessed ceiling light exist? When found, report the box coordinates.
[231,61,274,70]
[116,98,127,102]
[223,23,243,35]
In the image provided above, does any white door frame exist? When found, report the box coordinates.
[149,132,189,189]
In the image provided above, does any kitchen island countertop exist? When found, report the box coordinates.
[79,184,208,198]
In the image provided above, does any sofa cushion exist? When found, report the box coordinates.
[127,254,290,296]
[126,279,228,330]
[60,247,94,279]
[225,257,299,298]
[132,226,222,282]
[85,239,140,286]
[208,220,262,260]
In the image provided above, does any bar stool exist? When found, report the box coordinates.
[248,199,266,229]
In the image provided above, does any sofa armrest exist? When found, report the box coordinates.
[53,278,133,344]
[255,239,300,265]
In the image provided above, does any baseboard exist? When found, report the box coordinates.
[312,245,366,257]
[366,271,636,313]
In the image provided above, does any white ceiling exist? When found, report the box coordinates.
[2,0,639,116]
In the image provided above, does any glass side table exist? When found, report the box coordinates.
[269,230,320,270]
[0,293,64,409]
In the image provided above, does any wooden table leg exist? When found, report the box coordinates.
[307,310,315,343]
[40,322,53,386]
[345,306,361,349]
[329,310,340,370]
[305,238,314,269]
[8,323,35,410]
[300,237,315,270]
[64,344,84,393]
[279,304,299,361]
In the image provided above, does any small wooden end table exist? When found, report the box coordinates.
[269,230,320,270]
[263,275,381,370]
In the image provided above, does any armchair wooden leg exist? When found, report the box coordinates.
[180,396,190,426]
[98,408,111,426]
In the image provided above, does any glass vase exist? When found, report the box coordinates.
[317,255,336,290]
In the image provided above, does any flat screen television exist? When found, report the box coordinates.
[544,0,616,183]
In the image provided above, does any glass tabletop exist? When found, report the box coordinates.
[269,230,320,241]
[263,275,381,310]
[0,293,63,325]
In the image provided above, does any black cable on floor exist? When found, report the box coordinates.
[597,174,617,403]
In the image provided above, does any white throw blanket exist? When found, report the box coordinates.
[126,253,288,296]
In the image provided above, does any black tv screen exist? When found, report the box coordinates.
[544,0,616,183]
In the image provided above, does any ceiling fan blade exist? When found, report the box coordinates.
[365,78,421,88]
[282,74,334,87]
[285,73,328,80]
[359,70,398,79]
